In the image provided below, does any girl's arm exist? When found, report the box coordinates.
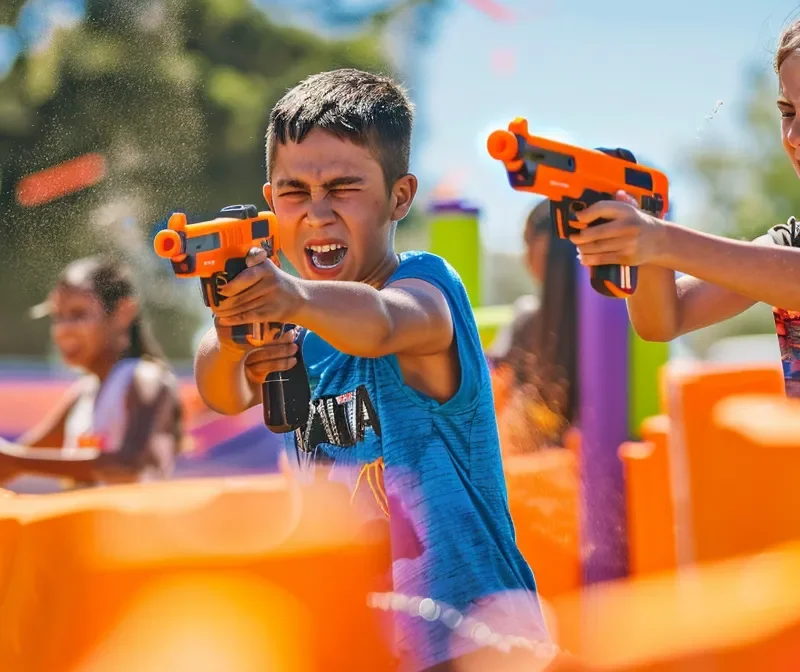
[653,226,800,311]
[626,238,773,343]
[571,195,795,341]
[16,380,84,448]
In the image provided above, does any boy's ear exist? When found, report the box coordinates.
[263,183,274,210]
[390,173,418,222]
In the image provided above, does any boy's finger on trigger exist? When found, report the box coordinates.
[218,291,268,315]
[218,265,263,297]
[274,329,296,343]
[217,315,248,327]
[247,343,298,363]
[247,357,297,381]
[245,246,268,268]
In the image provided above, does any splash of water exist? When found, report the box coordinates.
[695,100,724,141]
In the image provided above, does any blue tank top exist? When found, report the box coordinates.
[285,251,548,670]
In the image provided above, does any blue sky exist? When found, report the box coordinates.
[2,0,799,255]
[416,0,800,252]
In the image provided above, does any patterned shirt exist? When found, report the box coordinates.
[768,216,800,397]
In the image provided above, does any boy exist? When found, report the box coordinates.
[193,69,552,671]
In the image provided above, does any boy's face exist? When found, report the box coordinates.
[264,128,416,283]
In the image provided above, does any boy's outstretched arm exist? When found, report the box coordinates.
[215,259,454,359]
[194,324,298,415]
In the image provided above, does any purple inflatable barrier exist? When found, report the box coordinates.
[577,263,630,584]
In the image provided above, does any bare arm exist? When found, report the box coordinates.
[204,255,454,413]
[572,194,794,342]
[627,232,778,342]
[193,325,262,416]
[16,380,83,448]
[292,277,453,359]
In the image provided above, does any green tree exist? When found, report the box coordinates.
[688,66,797,240]
[0,0,393,359]
[679,65,790,355]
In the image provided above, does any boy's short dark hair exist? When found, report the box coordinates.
[265,68,414,191]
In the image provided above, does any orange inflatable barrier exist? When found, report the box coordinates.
[618,415,676,576]
[0,468,395,672]
[703,394,800,560]
[505,448,581,598]
[661,362,784,565]
[549,540,800,671]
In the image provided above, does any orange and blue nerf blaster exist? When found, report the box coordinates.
[153,204,310,434]
[487,117,669,298]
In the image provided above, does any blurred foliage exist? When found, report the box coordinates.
[0,0,420,359]
[680,65,792,356]
[687,66,797,241]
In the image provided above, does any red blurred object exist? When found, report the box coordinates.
[490,47,517,76]
[463,0,515,21]
[16,153,107,207]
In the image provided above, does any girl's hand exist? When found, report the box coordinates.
[570,190,667,267]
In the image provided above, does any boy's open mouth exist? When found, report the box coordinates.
[305,243,348,270]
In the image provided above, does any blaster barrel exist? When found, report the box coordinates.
[487,129,519,163]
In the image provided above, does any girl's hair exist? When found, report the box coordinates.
[56,255,166,362]
[531,204,578,426]
[510,200,578,428]
[524,198,553,245]
[776,19,800,72]
[56,256,187,453]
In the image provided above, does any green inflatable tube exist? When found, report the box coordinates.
[426,199,481,307]
[628,325,669,437]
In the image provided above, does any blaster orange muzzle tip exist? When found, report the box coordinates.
[153,229,183,259]
[487,130,518,162]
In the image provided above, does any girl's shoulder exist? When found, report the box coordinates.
[118,358,178,405]
[767,216,800,247]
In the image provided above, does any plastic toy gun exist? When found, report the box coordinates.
[153,204,310,433]
[487,117,669,298]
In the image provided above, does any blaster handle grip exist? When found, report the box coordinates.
[587,229,637,298]
[200,259,310,434]
[260,327,311,434]
[551,197,637,298]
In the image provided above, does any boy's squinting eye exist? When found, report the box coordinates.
[778,101,795,118]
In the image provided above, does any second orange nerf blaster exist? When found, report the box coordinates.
[487,117,669,298]
[153,204,310,434]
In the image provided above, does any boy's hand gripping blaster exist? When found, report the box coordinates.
[153,204,310,433]
[487,117,669,298]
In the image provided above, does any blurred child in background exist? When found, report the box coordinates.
[0,255,183,489]
[489,199,578,454]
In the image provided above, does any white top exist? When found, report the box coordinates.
[62,358,176,484]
